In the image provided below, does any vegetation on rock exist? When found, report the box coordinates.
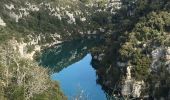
[0,43,66,100]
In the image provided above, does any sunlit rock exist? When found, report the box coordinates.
[0,17,6,26]
[151,48,164,69]
[121,65,144,98]
[9,12,21,22]
[66,11,75,24]
[151,48,163,60]
[166,47,170,60]
[81,17,86,21]
[132,81,144,98]
[121,66,133,96]
[99,28,105,32]
[5,4,14,10]
[126,66,132,80]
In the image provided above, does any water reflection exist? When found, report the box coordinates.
[39,36,104,72]
[51,54,107,100]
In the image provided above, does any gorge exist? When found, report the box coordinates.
[0,0,170,100]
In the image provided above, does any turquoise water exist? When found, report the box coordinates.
[51,54,107,100]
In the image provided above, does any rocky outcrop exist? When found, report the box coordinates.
[151,48,164,70]
[1,0,122,61]
[165,47,170,73]
[10,39,41,60]
[151,47,170,71]
[94,53,105,61]
[165,47,170,60]
[121,66,144,98]
[126,46,170,98]
[132,81,144,98]
[5,3,40,22]
[0,17,6,26]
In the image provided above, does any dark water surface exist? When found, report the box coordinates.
[51,54,107,100]
[39,36,104,72]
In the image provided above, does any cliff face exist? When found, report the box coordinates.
[0,0,122,60]
[91,0,170,99]
[120,46,170,98]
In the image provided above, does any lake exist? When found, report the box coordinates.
[51,54,107,100]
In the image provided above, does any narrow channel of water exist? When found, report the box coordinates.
[51,54,107,100]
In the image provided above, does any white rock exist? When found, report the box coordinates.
[66,11,75,24]
[121,65,144,98]
[121,79,132,96]
[97,54,104,61]
[94,56,98,59]
[99,28,105,32]
[19,8,29,16]
[152,48,163,60]
[81,17,86,21]
[56,7,60,12]
[54,33,61,39]
[151,48,164,69]
[52,13,62,20]
[80,32,83,34]
[29,5,39,11]
[9,12,21,22]
[92,31,97,34]
[143,43,146,47]
[87,31,91,34]
[166,47,170,55]
[26,2,39,11]
[127,66,132,80]
[121,66,132,96]
[18,42,27,57]
[0,17,6,26]
[132,81,144,97]
[5,4,14,10]
[82,46,87,50]
[165,47,170,65]
[166,55,170,60]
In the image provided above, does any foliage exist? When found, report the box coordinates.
[118,10,170,80]
[0,43,66,100]
[26,44,35,53]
